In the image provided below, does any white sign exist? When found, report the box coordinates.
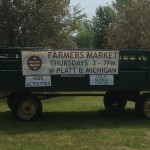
[25,76,51,87]
[22,50,119,75]
[90,75,114,85]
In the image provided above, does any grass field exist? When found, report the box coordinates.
[0,96,150,150]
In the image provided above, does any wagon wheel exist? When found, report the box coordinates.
[104,94,127,112]
[135,94,150,117]
[12,95,42,121]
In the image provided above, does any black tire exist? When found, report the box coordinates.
[12,95,42,121]
[135,94,150,117]
[104,94,127,112]
[7,92,18,110]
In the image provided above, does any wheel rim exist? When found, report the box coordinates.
[19,100,37,119]
[144,99,150,117]
[112,102,119,107]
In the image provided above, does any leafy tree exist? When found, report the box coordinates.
[93,6,114,49]
[75,19,94,48]
[107,0,150,49]
[0,0,85,48]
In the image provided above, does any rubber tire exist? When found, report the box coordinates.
[104,95,127,112]
[12,95,42,121]
[135,94,150,117]
[7,92,18,110]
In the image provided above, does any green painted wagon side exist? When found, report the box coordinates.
[0,47,150,120]
[0,48,149,91]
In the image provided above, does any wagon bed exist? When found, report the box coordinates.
[0,47,150,120]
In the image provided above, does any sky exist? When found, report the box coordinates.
[70,0,114,19]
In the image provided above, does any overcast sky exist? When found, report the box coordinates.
[70,0,114,19]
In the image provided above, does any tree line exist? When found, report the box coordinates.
[0,0,150,49]
[0,0,84,48]
[75,0,150,49]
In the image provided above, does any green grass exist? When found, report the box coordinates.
[0,96,150,150]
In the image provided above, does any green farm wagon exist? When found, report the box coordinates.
[0,47,150,121]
